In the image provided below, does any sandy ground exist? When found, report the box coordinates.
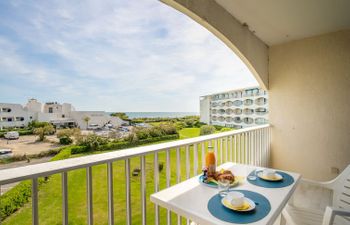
[0,135,61,156]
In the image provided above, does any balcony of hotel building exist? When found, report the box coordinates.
[1,1,350,225]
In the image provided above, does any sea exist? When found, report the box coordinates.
[123,112,199,119]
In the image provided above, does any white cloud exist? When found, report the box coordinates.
[0,0,258,112]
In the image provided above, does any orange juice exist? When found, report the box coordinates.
[205,150,216,176]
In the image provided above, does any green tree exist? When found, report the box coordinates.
[83,116,90,129]
[33,124,55,141]
[111,112,130,121]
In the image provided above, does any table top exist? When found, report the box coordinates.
[150,163,301,225]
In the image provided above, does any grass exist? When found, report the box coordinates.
[2,128,242,225]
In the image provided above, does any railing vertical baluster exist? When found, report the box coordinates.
[237,134,241,163]
[166,150,171,225]
[201,142,205,169]
[176,147,181,184]
[220,138,223,165]
[176,147,182,225]
[246,132,249,164]
[193,144,198,175]
[234,135,237,163]
[186,145,190,179]
[141,156,147,225]
[259,129,262,166]
[230,136,233,162]
[32,178,39,225]
[0,185,1,225]
[62,172,68,225]
[214,139,218,166]
[108,162,114,225]
[255,130,258,166]
[242,133,245,164]
[267,127,272,166]
[86,167,93,225]
[244,132,249,164]
[185,145,191,225]
[154,153,160,225]
[225,137,228,163]
[251,130,255,165]
[263,128,267,167]
[250,132,254,165]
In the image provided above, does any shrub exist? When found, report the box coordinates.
[175,121,186,130]
[28,121,51,128]
[59,136,73,145]
[200,125,216,135]
[159,123,177,135]
[0,180,40,220]
[76,134,108,151]
[123,132,138,143]
[158,162,164,172]
[70,146,87,154]
[72,134,179,154]
[149,127,164,137]
[0,145,74,221]
[135,128,151,140]
[33,124,55,141]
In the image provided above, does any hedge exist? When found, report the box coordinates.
[0,146,72,221]
[72,134,179,154]
[0,179,46,221]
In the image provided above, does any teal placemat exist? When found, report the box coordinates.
[248,171,294,188]
[208,190,271,224]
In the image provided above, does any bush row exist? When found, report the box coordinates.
[71,134,179,154]
[0,146,72,222]
[0,179,45,221]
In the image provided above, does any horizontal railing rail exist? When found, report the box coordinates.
[0,124,271,225]
[0,124,269,185]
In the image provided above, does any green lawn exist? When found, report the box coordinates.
[2,128,241,225]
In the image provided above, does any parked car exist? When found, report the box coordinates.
[4,131,19,140]
[87,124,100,130]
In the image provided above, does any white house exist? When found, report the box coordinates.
[0,99,123,130]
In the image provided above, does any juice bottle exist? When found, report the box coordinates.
[205,146,216,176]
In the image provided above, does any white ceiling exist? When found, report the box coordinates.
[215,0,350,46]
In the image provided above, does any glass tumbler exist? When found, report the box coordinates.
[218,179,230,197]
[247,169,257,181]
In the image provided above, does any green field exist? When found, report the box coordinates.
[3,128,223,225]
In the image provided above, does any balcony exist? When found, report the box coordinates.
[0,125,270,225]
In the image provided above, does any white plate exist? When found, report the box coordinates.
[221,196,256,212]
[256,171,283,181]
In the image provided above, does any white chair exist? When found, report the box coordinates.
[282,165,350,225]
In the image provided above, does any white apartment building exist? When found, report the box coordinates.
[200,87,268,129]
[0,99,123,130]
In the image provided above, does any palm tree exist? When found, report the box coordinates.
[83,116,90,129]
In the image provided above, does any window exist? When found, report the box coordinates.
[62,114,65,118]
[16,117,25,121]
[49,107,53,113]
[1,108,11,112]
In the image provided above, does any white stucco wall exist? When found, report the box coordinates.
[269,30,350,180]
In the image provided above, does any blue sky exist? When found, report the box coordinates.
[0,0,257,112]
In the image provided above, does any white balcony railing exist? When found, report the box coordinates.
[0,124,270,225]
